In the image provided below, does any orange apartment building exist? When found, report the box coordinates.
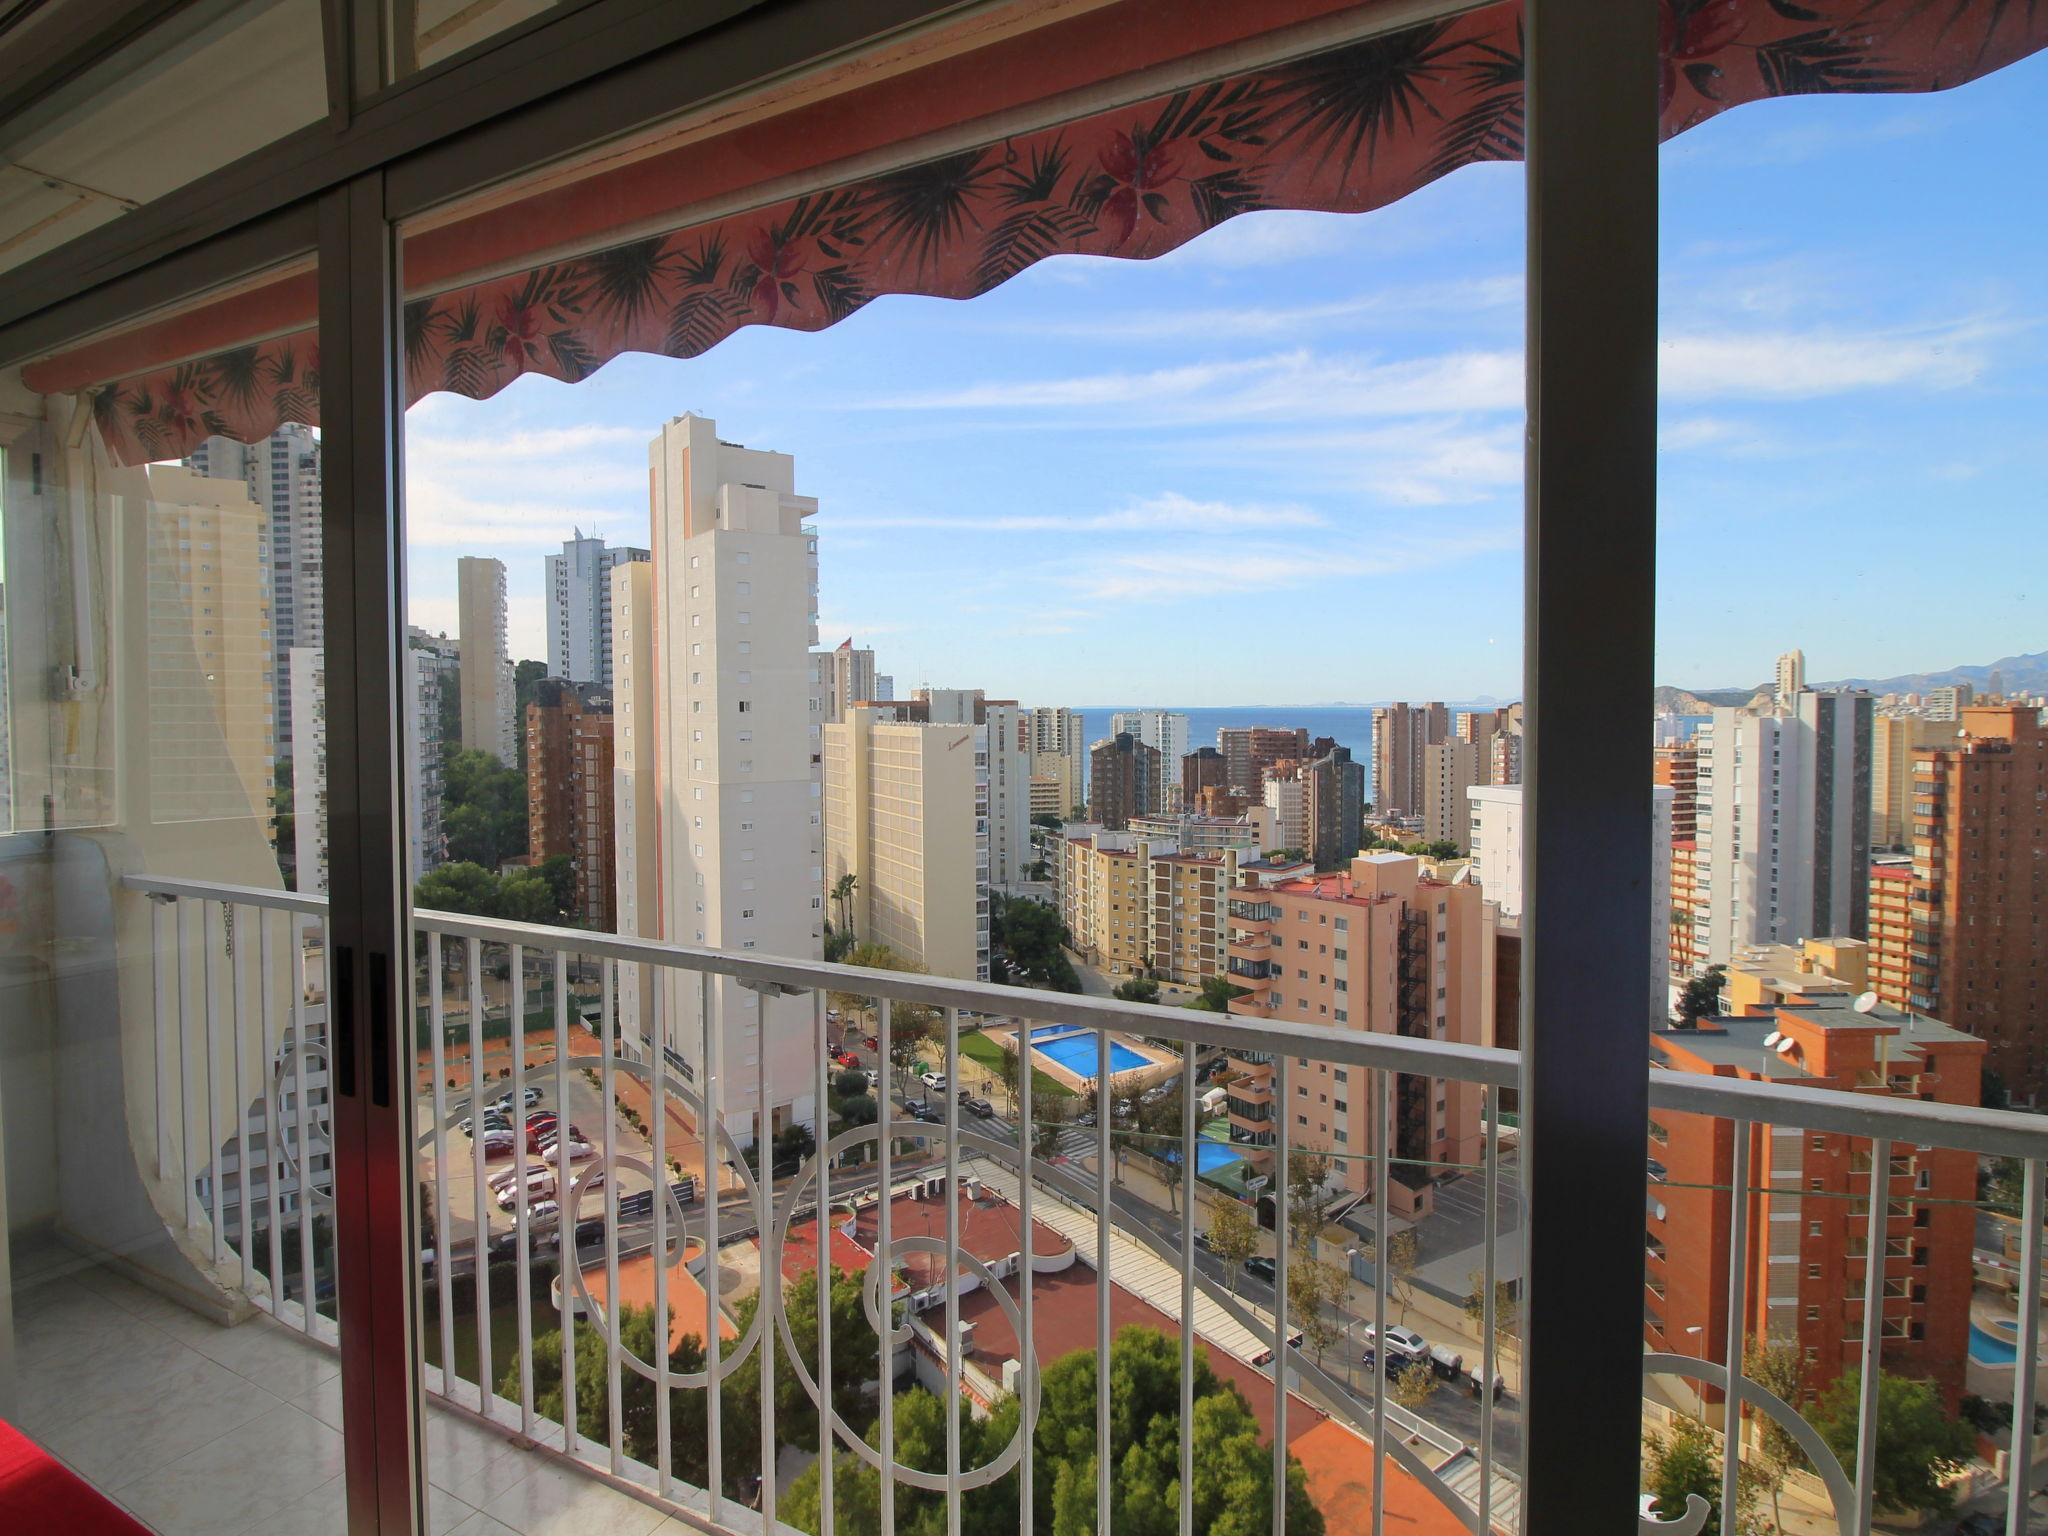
[1657,744,1701,976]
[1867,855,1914,1008]
[1223,852,1493,1216]
[526,677,617,927]
[1907,704,2048,1101]
[1647,992,1983,1410]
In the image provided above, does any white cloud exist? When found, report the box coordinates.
[1659,321,1997,398]
[1201,421,1524,506]
[405,479,633,549]
[1014,275,1520,342]
[409,424,647,462]
[1065,528,1516,603]
[869,347,1525,420]
[837,491,1324,534]
[878,315,2002,427]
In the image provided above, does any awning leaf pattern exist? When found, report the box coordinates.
[63,0,2048,466]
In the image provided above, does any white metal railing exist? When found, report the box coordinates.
[123,872,2048,1536]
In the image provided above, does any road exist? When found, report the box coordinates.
[835,1021,1526,1463]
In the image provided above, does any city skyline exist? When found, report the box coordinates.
[400,49,2043,705]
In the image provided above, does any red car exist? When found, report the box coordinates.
[862,1035,879,1052]
[834,1050,861,1068]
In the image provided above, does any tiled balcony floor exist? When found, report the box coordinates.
[6,1239,700,1536]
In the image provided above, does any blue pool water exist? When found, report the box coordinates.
[1971,1323,2019,1365]
[1029,1025,1078,1042]
[1033,1032,1150,1079]
[1163,1141,1245,1176]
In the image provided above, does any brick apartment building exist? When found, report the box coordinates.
[1088,730,1161,831]
[1648,991,1983,1409]
[1658,744,1702,976]
[1218,724,1310,798]
[1867,854,1914,1009]
[1223,852,1493,1216]
[1906,704,2048,1100]
[526,677,616,927]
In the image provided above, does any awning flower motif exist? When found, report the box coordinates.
[39,0,2045,466]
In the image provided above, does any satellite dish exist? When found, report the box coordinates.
[1762,1031,1783,1048]
[1853,991,1881,1015]
[1775,1038,1799,1056]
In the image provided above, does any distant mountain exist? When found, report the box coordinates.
[1654,684,1767,715]
[1813,650,2048,698]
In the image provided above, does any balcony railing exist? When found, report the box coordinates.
[110,872,2048,1536]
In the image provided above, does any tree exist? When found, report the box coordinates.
[1288,1253,1346,1366]
[534,854,576,920]
[1400,838,1461,861]
[831,872,860,939]
[1208,1198,1260,1293]
[512,658,548,770]
[992,895,1082,993]
[1030,1089,1073,1163]
[272,759,297,890]
[828,943,938,1084]
[1364,1229,1420,1323]
[786,1386,1021,1536]
[1112,975,1161,1005]
[1642,1418,1741,1536]
[1132,1085,1189,1211]
[440,747,528,868]
[1810,1368,1974,1519]
[1286,1149,1339,1257]
[415,860,501,917]
[1463,1271,1519,1352]
[823,923,854,963]
[1030,812,1063,831]
[1186,974,1252,1013]
[991,1037,1025,1114]
[1676,964,1729,1026]
[1743,1337,1808,1536]
[496,869,560,924]
[1389,1358,1439,1413]
[517,1304,713,1486]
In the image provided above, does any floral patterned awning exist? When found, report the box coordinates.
[33,0,2048,465]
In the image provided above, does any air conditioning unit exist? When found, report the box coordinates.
[957,1320,977,1356]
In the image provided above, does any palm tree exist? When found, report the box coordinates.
[831,872,859,939]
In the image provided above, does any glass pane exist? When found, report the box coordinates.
[0,0,326,275]
[1650,34,2045,1528]
[389,0,568,79]
[394,5,1528,1531]
[0,262,357,1527]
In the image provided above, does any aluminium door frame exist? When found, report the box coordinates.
[1,0,1662,1527]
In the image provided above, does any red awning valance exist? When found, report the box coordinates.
[30,0,2047,465]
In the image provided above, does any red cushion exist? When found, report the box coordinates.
[0,1420,152,1534]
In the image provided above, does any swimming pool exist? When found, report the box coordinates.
[1971,1323,2022,1365]
[1162,1140,1244,1176]
[1032,1030,1151,1080]
[1957,1327,2039,1368]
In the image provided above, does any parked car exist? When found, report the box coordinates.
[1244,1255,1277,1283]
[863,1069,879,1089]
[920,1071,948,1092]
[1361,1325,1429,1367]
[863,1034,879,1051]
[965,1096,994,1117]
[834,1051,861,1068]
[909,1103,945,1125]
[480,1129,518,1160]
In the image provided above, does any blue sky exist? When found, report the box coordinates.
[403,49,2044,707]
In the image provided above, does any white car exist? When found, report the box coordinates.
[1361,1325,1428,1363]
[920,1071,948,1092]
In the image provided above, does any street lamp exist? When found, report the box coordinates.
[1344,1247,1362,1394]
[1682,1325,1706,1421]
